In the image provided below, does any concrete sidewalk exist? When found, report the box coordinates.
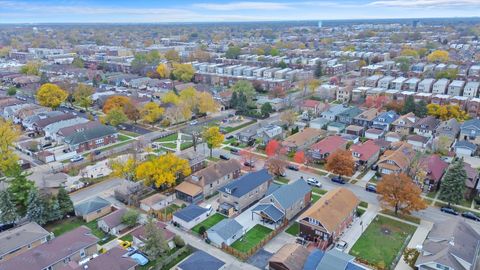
[341,204,379,252]
[394,220,433,270]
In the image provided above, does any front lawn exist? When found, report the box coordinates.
[191,213,226,234]
[285,222,299,236]
[312,187,328,195]
[276,177,289,184]
[120,130,140,137]
[156,133,178,142]
[231,224,273,253]
[117,134,131,141]
[311,194,321,203]
[349,215,416,270]
[120,234,133,242]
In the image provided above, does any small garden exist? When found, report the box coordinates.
[285,222,299,237]
[349,215,416,270]
[46,216,115,245]
[191,213,226,235]
[231,224,273,253]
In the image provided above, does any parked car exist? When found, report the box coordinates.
[0,223,15,232]
[70,155,84,162]
[440,207,459,216]
[226,135,234,140]
[461,211,480,221]
[286,164,299,171]
[219,154,230,160]
[244,161,255,168]
[189,120,198,126]
[276,170,287,177]
[335,240,348,252]
[118,124,127,130]
[365,184,377,193]
[79,109,86,113]
[230,148,240,155]
[306,177,322,188]
[204,204,213,216]
[331,176,346,184]
[93,149,101,155]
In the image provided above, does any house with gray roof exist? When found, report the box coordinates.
[415,219,480,270]
[177,251,225,270]
[218,169,273,215]
[336,107,363,125]
[303,249,368,270]
[372,110,399,130]
[74,196,112,222]
[0,226,98,270]
[460,119,480,144]
[252,179,311,226]
[0,222,51,261]
[435,119,460,140]
[172,204,209,230]
[454,140,478,156]
[206,219,243,247]
[321,104,350,121]
[44,117,89,141]
[67,247,138,270]
[64,124,118,153]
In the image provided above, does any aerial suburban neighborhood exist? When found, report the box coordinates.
[0,2,480,270]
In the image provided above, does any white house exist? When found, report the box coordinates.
[172,204,209,230]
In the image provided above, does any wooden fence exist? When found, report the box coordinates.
[222,220,288,260]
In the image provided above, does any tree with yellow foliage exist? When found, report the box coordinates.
[102,96,132,113]
[427,104,469,121]
[156,63,170,79]
[427,50,449,63]
[20,61,41,75]
[202,126,224,157]
[400,48,419,58]
[135,153,191,188]
[172,62,195,82]
[197,91,219,114]
[0,119,20,176]
[109,156,138,180]
[36,83,68,109]
[141,102,164,125]
[73,83,94,111]
[161,91,180,105]
[164,49,180,62]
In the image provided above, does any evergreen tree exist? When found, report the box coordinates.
[26,189,48,225]
[142,218,169,259]
[237,92,248,112]
[6,165,35,215]
[415,100,428,117]
[230,91,238,109]
[439,159,466,206]
[0,190,19,224]
[314,62,322,78]
[57,187,74,217]
[402,96,416,114]
[47,196,63,222]
[40,72,49,84]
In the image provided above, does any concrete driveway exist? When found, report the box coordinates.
[263,232,296,253]
[234,202,277,232]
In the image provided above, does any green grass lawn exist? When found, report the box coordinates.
[156,133,178,142]
[285,222,299,236]
[160,204,181,215]
[380,210,421,225]
[231,224,273,253]
[311,194,321,203]
[357,208,366,217]
[47,217,115,245]
[120,130,140,137]
[312,187,328,195]
[120,234,133,242]
[276,177,290,184]
[180,142,193,150]
[191,213,226,234]
[349,215,416,269]
[161,142,177,149]
[359,201,369,208]
[117,134,131,141]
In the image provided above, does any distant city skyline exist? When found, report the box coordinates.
[0,0,480,24]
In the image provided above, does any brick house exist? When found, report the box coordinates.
[0,222,50,261]
[308,136,348,162]
[376,142,415,175]
[64,124,118,153]
[350,140,381,169]
[297,188,359,250]
[282,128,325,152]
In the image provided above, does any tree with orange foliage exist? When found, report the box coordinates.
[377,173,427,215]
[325,150,355,177]
[364,95,388,109]
[103,96,132,114]
[294,151,305,164]
[265,140,281,157]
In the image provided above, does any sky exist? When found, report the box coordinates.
[0,0,480,24]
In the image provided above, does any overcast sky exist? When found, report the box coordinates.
[1,0,479,23]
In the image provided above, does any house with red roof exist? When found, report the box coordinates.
[300,99,326,117]
[415,155,449,192]
[350,140,381,168]
[309,136,348,162]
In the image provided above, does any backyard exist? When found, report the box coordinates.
[285,222,299,236]
[191,213,226,234]
[46,217,116,245]
[349,215,416,270]
[231,224,273,253]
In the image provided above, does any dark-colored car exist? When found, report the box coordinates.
[226,135,234,140]
[0,223,15,232]
[244,161,255,168]
[230,148,240,155]
[331,176,346,184]
[440,207,459,216]
[286,164,299,171]
[461,211,480,221]
[365,184,377,193]
[93,149,102,155]
[219,154,230,160]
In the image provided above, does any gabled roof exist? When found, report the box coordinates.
[454,140,478,151]
[188,159,242,187]
[0,226,98,270]
[173,204,208,222]
[252,204,285,222]
[269,243,309,270]
[283,128,325,148]
[461,119,480,131]
[177,251,225,270]
[268,179,311,210]
[0,222,50,257]
[350,140,381,162]
[219,169,272,198]
[64,124,117,145]
[74,196,111,215]
[310,136,347,154]
[298,188,359,233]
[377,142,415,170]
[414,116,440,131]
[99,208,127,228]
[69,247,137,270]
[207,219,243,241]
[130,221,175,242]
[418,155,448,182]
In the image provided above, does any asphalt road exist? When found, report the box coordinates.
[70,177,124,204]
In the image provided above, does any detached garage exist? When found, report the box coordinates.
[172,204,209,230]
[454,140,477,156]
[206,219,243,247]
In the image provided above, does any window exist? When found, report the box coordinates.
[80,249,86,258]
[63,257,71,264]
[95,138,104,144]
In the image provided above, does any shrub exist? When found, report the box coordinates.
[198,226,206,236]
[174,235,185,247]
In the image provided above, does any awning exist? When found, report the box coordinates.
[175,181,202,197]
[252,204,284,222]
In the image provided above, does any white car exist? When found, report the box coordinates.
[306,177,322,188]
[189,120,198,126]
[70,155,84,162]
[204,204,213,216]
[335,240,348,252]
